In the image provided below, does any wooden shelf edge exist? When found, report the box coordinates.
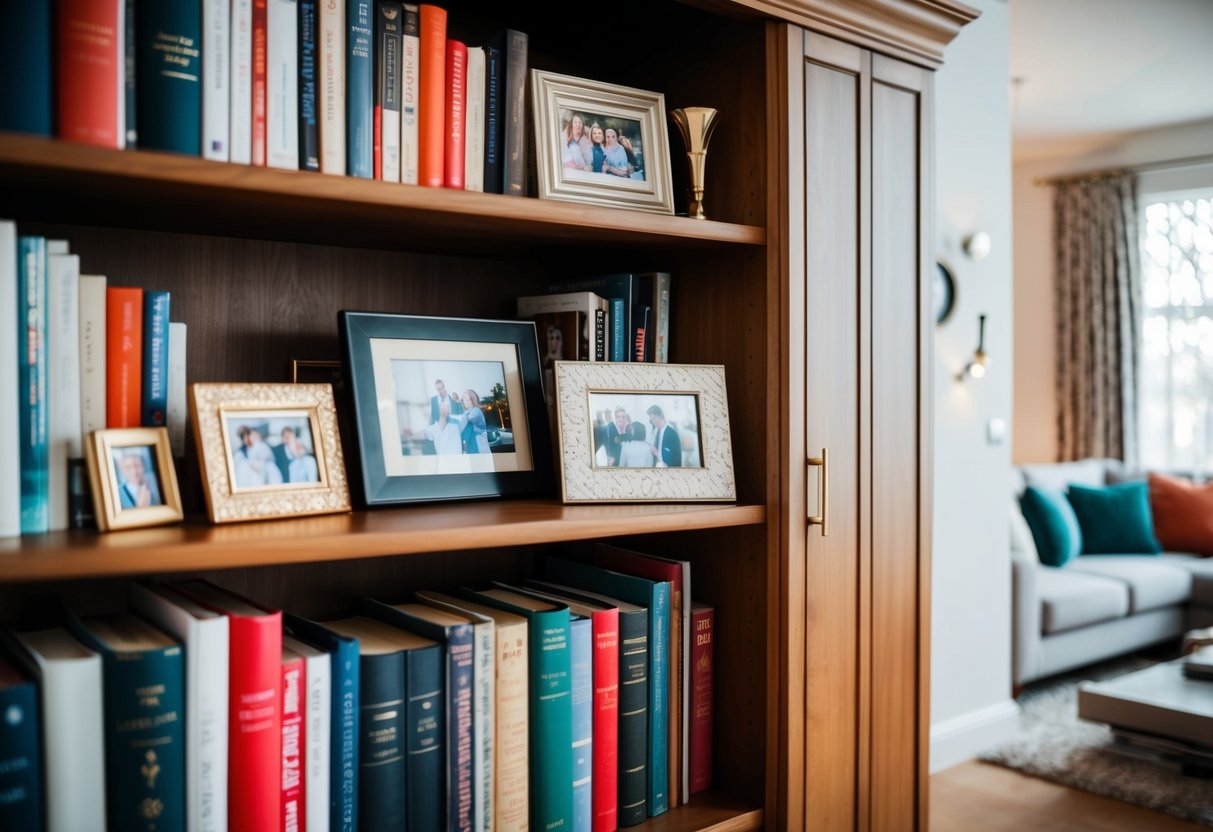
[0,500,766,583]
[0,134,766,250]
[633,794,763,832]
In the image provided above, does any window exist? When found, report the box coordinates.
[1140,192,1213,471]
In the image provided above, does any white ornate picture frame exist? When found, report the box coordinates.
[189,383,351,523]
[554,362,736,503]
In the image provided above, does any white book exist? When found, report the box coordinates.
[400,18,419,185]
[131,582,231,832]
[230,0,254,165]
[168,322,188,458]
[78,275,108,448]
[267,0,300,170]
[0,222,18,537]
[203,0,232,161]
[284,636,331,832]
[464,47,485,193]
[318,0,346,175]
[47,251,81,532]
[12,628,105,832]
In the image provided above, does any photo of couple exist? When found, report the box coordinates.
[392,360,515,461]
[224,414,322,490]
[589,392,703,469]
[559,110,647,183]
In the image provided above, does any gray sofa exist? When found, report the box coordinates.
[1011,458,1213,687]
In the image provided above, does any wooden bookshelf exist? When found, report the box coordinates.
[633,794,763,832]
[0,501,765,582]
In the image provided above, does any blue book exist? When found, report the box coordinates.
[0,653,42,830]
[346,0,374,178]
[609,298,625,362]
[136,0,203,154]
[546,558,670,816]
[298,0,320,171]
[67,611,186,832]
[361,599,475,832]
[284,614,361,832]
[0,4,51,134]
[569,615,593,832]
[17,237,48,535]
[142,291,171,426]
[482,42,503,194]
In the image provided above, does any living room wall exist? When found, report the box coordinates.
[930,0,1019,772]
[1012,117,1213,464]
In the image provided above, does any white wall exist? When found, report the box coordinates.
[1012,118,1213,463]
[930,0,1020,773]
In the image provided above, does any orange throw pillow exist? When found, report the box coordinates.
[1149,472,1213,555]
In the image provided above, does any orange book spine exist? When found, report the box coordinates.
[106,287,144,428]
[417,5,447,187]
[252,0,268,166]
[444,40,466,190]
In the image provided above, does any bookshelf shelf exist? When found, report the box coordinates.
[634,793,763,832]
[0,133,766,254]
[0,500,765,582]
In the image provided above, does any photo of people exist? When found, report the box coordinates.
[558,109,647,185]
[392,359,515,464]
[111,446,164,509]
[588,392,703,469]
[224,412,323,490]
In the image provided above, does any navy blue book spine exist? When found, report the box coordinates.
[125,0,137,146]
[141,291,170,426]
[283,614,360,832]
[0,3,51,134]
[298,0,320,171]
[136,0,203,154]
[346,0,374,178]
[0,672,42,829]
[358,651,406,829]
[405,644,445,832]
[18,237,49,535]
[482,42,503,195]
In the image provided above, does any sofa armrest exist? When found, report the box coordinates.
[1012,545,1042,688]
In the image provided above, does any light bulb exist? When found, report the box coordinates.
[968,361,986,379]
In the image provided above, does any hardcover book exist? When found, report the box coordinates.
[689,603,714,795]
[67,611,186,832]
[482,42,503,194]
[106,286,144,428]
[267,0,301,169]
[318,0,346,174]
[0,223,19,537]
[18,236,49,534]
[517,292,610,364]
[283,636,331,832]
[47,251,82,532]
[445,40,468,189]
[124,0,136,145]
[57,0,123,148]
[203,0,232,160]
[463,46,486,192]
[252,0,269,165]
[489,30,527,196]
[375,1,402,182]
[0,653,41,830]
[400,5,420,185]
[78,274,108,470]
[346,0,374,178]
[167,323,188,457]
[298,0,320,171]
[231,0,255,164]
[569,616,593,832]
[417,5,447,187]
[137,0,202,154]
[281,646,307,832]
[0,4,51,135]
[142,290,171,427]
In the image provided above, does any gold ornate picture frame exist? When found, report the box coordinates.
[189,383,351,524]
[554,361,736,503]
[85,427,184,532]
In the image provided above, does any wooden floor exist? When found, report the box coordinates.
[931,761,1208,832]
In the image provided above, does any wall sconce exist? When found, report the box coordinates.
[957,313,988,381]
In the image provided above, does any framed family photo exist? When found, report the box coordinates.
[189,383,351,523]
[554,361,736,503]
[531,69,675,215]
[85,427,184,531]
[339,312,553,505]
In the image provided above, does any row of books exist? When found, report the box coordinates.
[0,545,715,832]
[0,222,187,537]
[2,2,527,193]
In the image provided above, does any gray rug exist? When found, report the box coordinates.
[980,657,1213,826]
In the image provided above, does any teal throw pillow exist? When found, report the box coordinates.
[1066,481,1161,555]
[1019,486,1083,567]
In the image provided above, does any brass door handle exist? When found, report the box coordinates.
[807,448,828,536]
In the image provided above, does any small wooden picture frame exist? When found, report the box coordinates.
[85,427,184,532]
[189,382,352,524]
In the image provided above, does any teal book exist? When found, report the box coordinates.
[0,652,42,830]
[546,558,670,816]
[136,0,203,154]
[17,236,48,534]
[461,586,573,832]
[67,611,186,832]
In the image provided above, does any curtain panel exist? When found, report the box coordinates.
[1053,173,1142,463]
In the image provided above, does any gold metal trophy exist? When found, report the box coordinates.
[669,107,720,220]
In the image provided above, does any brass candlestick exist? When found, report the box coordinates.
[669,107,719,220]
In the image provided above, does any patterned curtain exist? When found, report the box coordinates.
[1053,173,1142,463]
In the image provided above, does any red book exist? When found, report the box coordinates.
[444,40,467,190]
[57,0,123,148]
[106,287,143,428]
[252,0,269,166]
[281,646,306,832]
[690,603,714,794]
[178,581,283,832]
[417,5,447,187]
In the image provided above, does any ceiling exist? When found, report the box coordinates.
[1009,0,1213,142]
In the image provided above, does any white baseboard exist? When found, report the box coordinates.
[929,698,1021,773]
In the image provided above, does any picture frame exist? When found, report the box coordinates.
[339,311,553,505]
[531,69,675,215]
[554,361,736,503]
[189,382,352,524]
[85,427,184,532]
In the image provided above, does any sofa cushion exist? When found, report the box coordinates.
[1169,556,1213,607]
[1149,472,1213,556]
[1021,487,1083,567]
[1009,501,1039,560]
[1066,481,1161,555]
[1019,459,1116,495]
[1067,556,1192,613]
[1038,567,1130,634]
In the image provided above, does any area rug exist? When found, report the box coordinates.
[979,656,1213,826]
